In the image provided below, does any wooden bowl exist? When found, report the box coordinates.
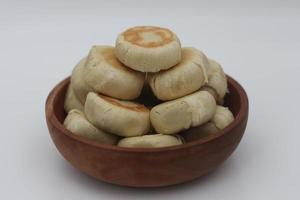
[45,75,248,187]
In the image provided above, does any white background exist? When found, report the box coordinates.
[0,0,299,199]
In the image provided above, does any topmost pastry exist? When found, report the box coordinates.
[115,26,181,72]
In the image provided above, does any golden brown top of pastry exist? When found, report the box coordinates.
[123,26,174,48]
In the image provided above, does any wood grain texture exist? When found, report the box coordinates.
[45,75,248,187]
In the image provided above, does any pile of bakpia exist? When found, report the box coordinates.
[64,26,234,148]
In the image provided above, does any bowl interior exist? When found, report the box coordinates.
[49,75,246,148]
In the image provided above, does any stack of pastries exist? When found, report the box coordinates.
[63,26,234,148]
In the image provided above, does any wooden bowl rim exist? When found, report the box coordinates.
[45,75,248,153]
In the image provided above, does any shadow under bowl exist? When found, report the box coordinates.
[45,75,248,187]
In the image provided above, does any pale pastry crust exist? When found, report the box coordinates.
[211,106,234,130]
[84,92,150,137]
[83,45,145,100]
[204,59,228,103]
[117,134,183,148]
[70,57,93,104]
[64,84,84,112]
[63,109,119,144]
[150,90,216,135]
[184,106,234,141]
[148,47,209,100]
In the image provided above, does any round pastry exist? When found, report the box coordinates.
[150,90,216,135]
[84,92,150,137]
[83,45,145,100]
[115,26,181,72]
[204,59,227,103]
[64,84,83,112]
[117,134,183,148]
[70,57,93,104]
[63,109,119,145]
[148,47,209,100]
